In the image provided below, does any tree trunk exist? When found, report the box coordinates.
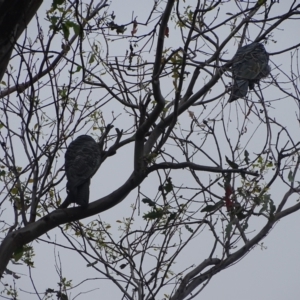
[0,0,43,81]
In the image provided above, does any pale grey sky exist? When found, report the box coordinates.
[1,1,300,299]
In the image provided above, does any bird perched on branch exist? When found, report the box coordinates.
[228,42,271,102]
[65,135,101,207]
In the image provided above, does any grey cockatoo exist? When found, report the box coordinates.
[65,135,101,207]
[228,42,271,102]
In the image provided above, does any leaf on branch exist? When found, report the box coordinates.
[11,187,19,195]
[143,209,164,220]
[107,22,127,34]
[225,222,233,238]
[167,212,176,221]
[116,26,126,34]
[71,22,80,36]
[164,177,173,193]
[244,150,250,164]
[86,261,98,267]
[269,199,276,219]
[89,54,95,64]
[288,170,294,182]
[142,198,156,207]
[131,20,138,36]
[258,194,276,218]
[236,210,247,220]
[52,0,66,10]
[172,80,178,90]
[225,156,239,169]
[224,181,234,211]
[201,200,223,213]
[70,66,82,74]
[253,196,260,205]
[13,246,24,262]
[59,293,68,300]
[185,224,194,233]
[188,110,195,119]
[62,23,70,40]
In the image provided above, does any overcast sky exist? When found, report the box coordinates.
[2,1,300,299]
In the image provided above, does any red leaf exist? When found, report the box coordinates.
[131,20,138,36]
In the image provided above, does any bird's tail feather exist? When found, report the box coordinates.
[65,179,90,207]
[75,180,90,207]
[228,79,248,102]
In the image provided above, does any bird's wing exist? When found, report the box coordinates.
[232,43,269,81]
[65,136,101,190]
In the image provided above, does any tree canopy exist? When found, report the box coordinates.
[0,0,300,299]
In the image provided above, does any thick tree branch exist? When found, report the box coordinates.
[0,170,146,278]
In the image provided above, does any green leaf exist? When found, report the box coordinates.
[49,16,59,30]
[225,156,238,169]
[52,0,65,9]
[185,224,194,233]
[236,211,247,220]
[253,196,260,205]
[143,209,164,220]
[201,200,223,213]
[168,212,176,221]
[116,25,126,34]
[65,20,80,36]
[244,150,250,164]
[13,246,24,261]
[70,66,82,74]
[257,156,263,164]
[89,54,95,64]
[11,187,18,195]
[60,293,68,300]
[164,177,173,193]
[288,170,294,182]
[72,23,81,36]
[142,198,156,207]
[87,261,97,267]
[225,222,233,238]
[269,199,276,219]
[62,23,70,40]
[259,194,271,214]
